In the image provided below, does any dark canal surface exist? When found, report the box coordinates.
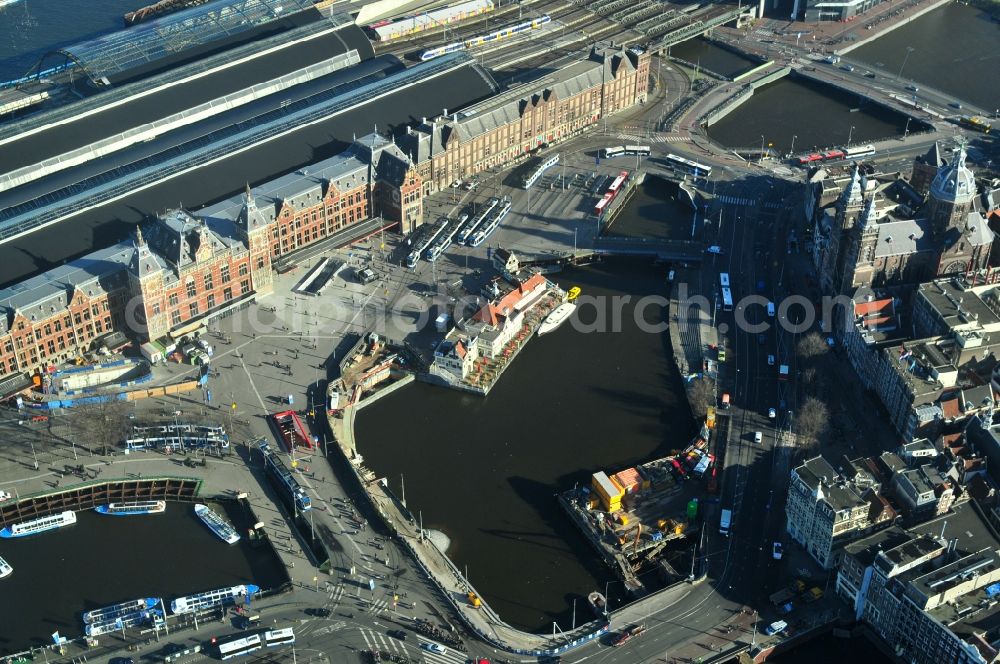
[0,0,136,83]
[605,174,697,241]
[849,2,1000,112]
[669,37,763,79]
[356,259,695,632]
[707,73,912,152]
[0,502,285,655]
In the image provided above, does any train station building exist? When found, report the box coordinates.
[398,44,651,192]
[0,38,652,384]
[0,133,421,380]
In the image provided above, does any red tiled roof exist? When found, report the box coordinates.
[474,273,547,325]
[855,298,893,317]
[940,397,961,420]
[454,341,467,359]
[941,433,962,447]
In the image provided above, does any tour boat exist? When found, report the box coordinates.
[538,302,576,336]
[0,510,76,538]
[95,500,166,516]
[194,503,240,544]
[84,598,160,624]
[85,609,160,637]
[170,584,259,614]
[0,555,12,579]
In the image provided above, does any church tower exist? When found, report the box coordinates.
[927,144,976,239]
[844,196,880,290]
[836,162,866,231]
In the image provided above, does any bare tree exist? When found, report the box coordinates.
[795,396,829,452]
[75,399,132,456]
[797,332,829,361]
[800,367,818,392]
[688,377,715,419]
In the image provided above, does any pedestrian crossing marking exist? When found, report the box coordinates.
[359,628,467,664]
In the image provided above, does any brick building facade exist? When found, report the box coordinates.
[0,135,419,379]
[399,44,650,192]
[0,46,650,384]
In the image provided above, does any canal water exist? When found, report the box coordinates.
[0,0,136,83]
[356,258,695,632]
[670,38,762,79]
[0,503,285,655]
[605,174,697,241]
[849,2,1000,112]
[706,73,912,152]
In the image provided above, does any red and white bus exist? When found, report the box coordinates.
[608,170,629,194]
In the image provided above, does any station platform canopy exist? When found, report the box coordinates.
[50,0,330,87]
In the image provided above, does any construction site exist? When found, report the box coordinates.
[558,451,707,597]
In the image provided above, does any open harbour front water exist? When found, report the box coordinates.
[0,0,137,83]
[707,73,914,152]
[357,259,695,632]
[0,502,285,655]
[849,2,1000,112]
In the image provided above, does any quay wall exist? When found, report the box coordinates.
[701,67,791,127]
[0,477,202,528]
[837,0,953,54]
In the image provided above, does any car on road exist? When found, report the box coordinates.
[840,64,854,72]
[718,349,726,362]
[389,630,407,640]
[773,542,783,560]
[768,408,776,419]
[450,180,462,188]
[864,71,876,79]
[612,624,646,646]
[422,643,447,654]
[307,607,331,617]
[356,267,377,285]
[754,431,763,444]
[906,84,919,92]
[949,102,963,109]
[767,354,775,366]
[109,658,134,664]
[706,245,724,255]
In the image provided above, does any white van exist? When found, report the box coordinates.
[765,620,788,636]
[767,302,775,317]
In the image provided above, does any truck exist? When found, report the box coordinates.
[719,508,732,536]
[778,364,790,380]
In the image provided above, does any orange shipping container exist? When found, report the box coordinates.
[615,468,642,494]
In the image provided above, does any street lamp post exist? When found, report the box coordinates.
[903,117,911,141]
[759,135,765,164]
[896,46,915,81]
[847,125,855,147]
[790,134,797,157]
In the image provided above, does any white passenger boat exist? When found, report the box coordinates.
[0,510,76,538]
[170,584,259,615]
[537,302,576,336]
[84,597,159,624]
[95,500,166,516]
[0,555,12,579]
[85,609,159,637]
[194,503,240,544]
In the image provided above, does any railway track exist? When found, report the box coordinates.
[374,0,571,58]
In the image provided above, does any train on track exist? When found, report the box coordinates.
[366,0,494,42]
[419,14,551,61]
